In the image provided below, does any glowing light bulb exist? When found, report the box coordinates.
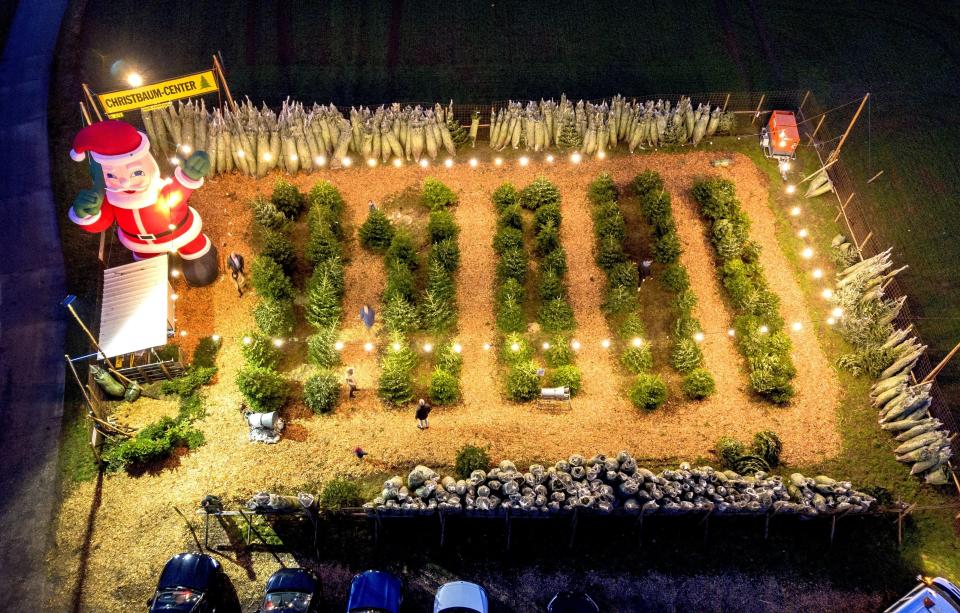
[419,159,429,168]
[444,158,453,168]
[170,293,178,301]
[812,268,823,279]
[290,154,298,161]
[571,340,581,351]
[342,157,352,167]
[334,341,344,351]
[452,343,462,354]
[597,150,606,160]
[179,330,188,337]
[786,184,796,195]
[542,342,551,350]
[263,152,272,162]
[792,321,803,331]
[315,155,326,166]
[519,156,529,167]
[631,337,643,347]
[168,223,176,230]
[782,161,791,171]
[571,152,582,164]
[367,158,377,167]
[759,325,769,334]
[510,342,520,353]
[272,338,284,348]
[170,269,180,278]
[469,158,478,168]
[494,157,503,166]
[363,341,373,352]
[242,336,252,345]
[546,154,554,163]
[790,206,801,216]
[601,338,611,348]
[727,329,736,337]
[483,343,491,351]
[180,144,192,154]
[211,334,220,342]
[423,342,433,353]
[392,342,401,352]
[827,317,836,326]
[393,158,402,168]
[170,157,180,165]
[831,307,844,318]
[693,332,705,343]
[801,247,814,259]
[821,288,833,299]
[236,150,245,158]
[798,229,808,238]
[126,72,143,87]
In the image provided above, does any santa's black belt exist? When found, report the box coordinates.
[134,211,189,241]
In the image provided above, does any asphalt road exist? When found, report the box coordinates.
[0,0,69,603]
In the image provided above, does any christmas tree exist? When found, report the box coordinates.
[446,113,470,149]
[556,113,582,151]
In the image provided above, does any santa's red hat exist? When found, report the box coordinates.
[70,119,151,164]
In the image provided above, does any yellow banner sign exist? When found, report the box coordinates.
[98,70,218,115]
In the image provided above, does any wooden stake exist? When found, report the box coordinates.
[920,339,960,384]
[750,94,766,125]
[799,90,810,115]
[82,83,103,121]
[212,55,237,114]
[827,93,870,163]
[867,170,884,184]
[856,231,873,253]
[799,158,838,184]
[722,93,731,113]
[834,192,854,223]
[808,115,825,144]
[79,101,92,126]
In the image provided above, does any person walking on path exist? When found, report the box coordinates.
[345,367,358,399]
[639,259,653,288]
[353,446,368,460]
[227,251,246,297]
[368,199,377,212]
[415,398,432,430]
[360,304,375,331]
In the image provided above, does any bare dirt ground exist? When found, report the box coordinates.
[50,151,845,611]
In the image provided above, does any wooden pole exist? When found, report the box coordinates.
[799,90,810,115]
[750,94,766,125]
[799,158,838,184]
[827,93,870,163]
[867,170,884,184]
[82,83,103,121]
[64,301,135,385]
[856,231,873,253]
[920,339,960,384]
[79,101,92,126]
[808,115,825,144]
[834,192,855,223]
[212,55,237,114]
[722,93,731,113]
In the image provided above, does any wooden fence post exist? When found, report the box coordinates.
[827,93,870,163]
[750,94,766,125]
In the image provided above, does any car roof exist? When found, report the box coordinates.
[886,578,960,613]
[347,570,402,613]
[548,591,600,613]
[266,568,317,594]
[157,553,219,591]
[435,581,488,612]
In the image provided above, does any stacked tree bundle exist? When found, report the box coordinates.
[805,168,834,199]
[830,238,953,485]
[363,453,876,517]
[487,94,733,153]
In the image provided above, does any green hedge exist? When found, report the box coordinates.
[304,370,341,414]
[492,183,519,213]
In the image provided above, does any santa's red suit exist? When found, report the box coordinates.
[69,120,214,268]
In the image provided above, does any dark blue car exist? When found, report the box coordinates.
[147,553,237,612]
[256,568,321,612]
[346,570,402,613]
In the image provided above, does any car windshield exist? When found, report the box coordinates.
[152,589,202,610]
[263,591,311,611]
[438,608,482,613]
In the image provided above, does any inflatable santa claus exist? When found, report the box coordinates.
[69,119,219,286]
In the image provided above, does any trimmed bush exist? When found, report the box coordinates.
[533,203,562,234]
[752,430,783,467]
[496,248,528,285]
[429,367,460,405]
[307,326,341,369]
[496,277,525,303]
[309,257,345,299]
[103,417,203,472]
[602,285,638,316]
[621,344,653,374]
[429,237,460,273]
[309,181,346,219]
[492,183,519,213]
[653,231,682,264]
[715,436,744,469]
[545,335,574,367]
[682,368,716,399]
[359,207,394,252]
[541,247,568,276]
[593,209,627,243]
[252,196,288,230]
[520,176,561,211]
[496,294,524,333]
[160,366,217,397]
[378,337,415,405]
[692,178,738,221]
[630,374,667,410]
[538,298,575,333]
[251,256,293,301]
[455,444,491,479]
[588,172,618,204]
[253,298,295,336]
[661,263,690,293]
[534,220,561,256]
[550,364,582,396]
[607,262,639,290]
[507,360,541,401]
[271,179,306,219]
[236,366,288,412]
[421,287,456,332]
[619,313,647,340]
[386,230,419,271]
[670,336,704,373]
[304,370,341,414]
[192,337,221,369]
[538,269,566,302]
[306,224,342,267]
[260,230,295,275]
[428,209,459,243]
[498,203,524,231]
[423,177,458,210]
[305,273,342,328]
[320,477,362,511]
[493,226,524,255]
[384,260,416,303]
[631,169,664,196]
[241,332,282,369]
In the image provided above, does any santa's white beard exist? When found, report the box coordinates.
[106,174,164,209]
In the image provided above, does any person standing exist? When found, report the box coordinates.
[415,398,432,430]
[227,251,246,297]
[368,199,377,212]
[639,259,653,288]
[359,304,376,331]
[353,446,369,460]
[345,367,358,399]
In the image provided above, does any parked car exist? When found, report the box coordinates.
[256,568,321,612]
[885,576,960,612]
[346,570,402,613]
[547,591,600,613]
[147,552,237,612]
[433,581,489,613]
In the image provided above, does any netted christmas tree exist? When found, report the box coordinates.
[557,113,582,150]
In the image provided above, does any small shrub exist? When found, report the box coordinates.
[271,179,306,219]
[715,436,744,469]
[103,417,203,472]
[306,224,342,267]
[538,298,575,333]
[304,370,341,414]
[653,231,682,264]
[752,430,783,467]
[429,237,460,273]
[496,248,528,285]
[496,277,524,303]
[252,196,288,230]
[236,366,288,412]
[545,335,574,367]
[520,176,561,210]
[493,226,524,254]
[602,285,637,316]
[619,313,647,340]
[631,170,664,196]
[455,444,491,479]
[308,205,344,241]
[378,342,415,405]
[588,172,618,204]
[535,220,561,256]
[549,364,582,396]
[498,203,523,230]
[421,287,456,332]
[253,298,295,336]
[160,366,217,397]
[436,343,464,375]
[671,336,703,373]
[533,203,562,234]
[692,178,738,221]
[661,263,690,293]
[607,262,639,289]
[595,234,626,271]
[384,260,416,303]
[382,293,420,334]
[621,344,653,374]
[492,183,519,212]
[629,373,667,410]
[539,269,566,302]
[429,368,460,405]
[310,257,345,299]
[501,332,534,365]
[358,207,394,252]
[593,209,626,243]
[320,477,362,511]
[386,230,419,271]
[507,360,541,401]
[241,332,282,369]
[305,274,342,328]
[260,230,296,275]
[496,293,525,333]
[307,326,341,369]
[428,209,459,243]
[192,337,220,368]
[423,177,458,210]
[251,256,293,301]
[309,181,346,219]
[682,368,716,399]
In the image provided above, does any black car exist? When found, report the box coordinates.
[148,552,237,612]
[256,568,321,612]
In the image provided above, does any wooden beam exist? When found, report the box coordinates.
[750,94,766,125]
[808,115,825,144]
[722,93,731,113]
[867,170,884,184]
[921,339,960,384]
[827,93,870,163]
[212,55,237,114]
[799,90,811,115]
[81,83,103,122]
[834,192,855,223]
[79,101,92,126]
[799,158,838,184]
[856,231,873,252]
